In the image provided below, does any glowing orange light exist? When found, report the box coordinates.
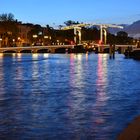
[99,40,102,45]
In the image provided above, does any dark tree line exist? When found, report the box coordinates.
[0,15,135,46]
[107,31,133,45]
[0,13,19,47]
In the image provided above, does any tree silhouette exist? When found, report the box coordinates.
[116,31,129,44]
[64,20,80,26]
[0,13,14,21]
[0,13,18,47]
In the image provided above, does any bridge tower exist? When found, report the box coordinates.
[74,27,81,45]
[98,24,123,44]
[61,23,123,45]
[61,24,89,45]
[100,25,107,44]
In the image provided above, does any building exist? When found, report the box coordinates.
[17,22,33,46]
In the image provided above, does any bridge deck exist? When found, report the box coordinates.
[0,45,75,53]
[0,44,137,53]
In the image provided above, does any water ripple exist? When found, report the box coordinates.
[0,53,140,140]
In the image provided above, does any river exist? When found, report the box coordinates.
[0,53,140,140]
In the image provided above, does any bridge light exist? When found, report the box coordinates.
[99,40,102,45]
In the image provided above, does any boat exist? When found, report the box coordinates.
[124,48,140,59]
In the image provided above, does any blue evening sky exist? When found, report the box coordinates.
[0,0,140,26]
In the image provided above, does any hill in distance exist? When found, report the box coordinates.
[108,20,140,38]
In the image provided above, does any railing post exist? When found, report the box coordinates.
[109,44,115,59]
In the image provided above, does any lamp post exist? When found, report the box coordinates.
[17,37,21,47]
[57,40,59,45]
[0,38,2,48]
[32,35,38,46]
[13,39,15,47]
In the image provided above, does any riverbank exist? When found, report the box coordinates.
[118,116,140,140]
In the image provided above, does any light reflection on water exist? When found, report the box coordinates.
[95,54,108,117]
[0,53,140,140]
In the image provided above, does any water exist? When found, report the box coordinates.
[0,53,140,140]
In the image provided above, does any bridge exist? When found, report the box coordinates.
[61,23,123,45]
[0,45,74,53]
[0,44,137,54]
[94,44,137,53]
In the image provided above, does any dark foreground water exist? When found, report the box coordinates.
[0,53,140,140]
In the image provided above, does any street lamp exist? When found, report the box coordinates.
[33,35,38,46]
[57,40,59,45]
[0,38,2,48]
[17,37,21,47]
[13,39,15,47]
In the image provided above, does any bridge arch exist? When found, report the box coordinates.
[20,50,32,53]
[37,49,49,53]
[55,48,68,53]
[3,50,16,53]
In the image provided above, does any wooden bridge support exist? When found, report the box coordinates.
[49,48,55,53]
[31,49,38,53]
[109,45,115,59]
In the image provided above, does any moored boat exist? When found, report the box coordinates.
[124,48,140,59]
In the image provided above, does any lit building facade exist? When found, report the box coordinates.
[17,23,32,46]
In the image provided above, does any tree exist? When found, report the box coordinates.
[27,24,42,45]
[64,20,80,26]
[0,13,14,21]
[116,31,129,44]
[0,13,18,47]
[107,33,117,44]
[82,27,100,41]
[117,31,128,38]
